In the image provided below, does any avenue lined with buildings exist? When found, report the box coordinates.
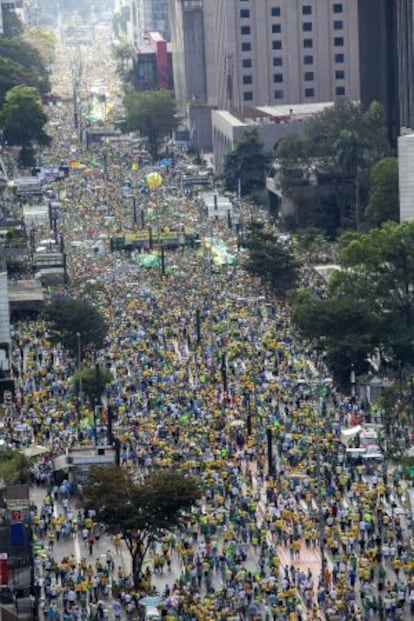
[0,10,414,621]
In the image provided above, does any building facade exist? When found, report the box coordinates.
[210,0,360,110]
[398,132,414,221]
[136,0,170,44]
[169,0,361,150]
[170,0,360,110]
[358,0,399,144]
[397,0,414,132]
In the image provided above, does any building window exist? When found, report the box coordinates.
[335,69,345,79]
[334,36,344,46]
[333,3,343,12]
[333,20,343,30]
[273,73,283,83]
[272,24,281,33]
[241,42,251,52]
[305,87,315,97]
[272,40,282,50]
[334,53,344,63]
[335,86,346,96]
[303,55,314,65]
[302,5,312,14]
[241,25,251,35]
[243,91,253,101]
[273,57,283,66]
[242,58,252,68]
[271,7,281,16]
[240,9,250,17]
[302,22,312,32]
[304,71,314,81]
[274,89,284,99]
[303,38,313,48]
[243,75,253,84]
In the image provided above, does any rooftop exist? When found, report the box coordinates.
[214,102,335,129]
[256,102,334,118]
[8,280,44,304]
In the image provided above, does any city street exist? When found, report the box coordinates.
[1,11,414,621]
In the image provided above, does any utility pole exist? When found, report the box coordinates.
[195,309,201,344]
[316,443,327,577]
[267,427,274,476]
[220,351,228,394]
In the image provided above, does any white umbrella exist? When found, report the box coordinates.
[23,445,49,458]
[229,419,245,428]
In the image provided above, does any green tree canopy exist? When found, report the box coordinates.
[123,90,179,160]
[83,466,201,588]
[275,99,390,237]
[0,37,50,102]
[291,221,414,387]
[43,297,107,358]
[22,28,57,67]
[223,128,270,196]
[242,221,300,297]
[0,85,50,148]
[365,157,399,227]
[0,450,31,487]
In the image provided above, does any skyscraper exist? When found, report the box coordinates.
[358,0,399,144]
[169,0,361,149]
[397,0,414,131]
[170,0,361,109]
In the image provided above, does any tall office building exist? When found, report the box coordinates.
[170,0,360,109]
[169,0,361,149]
[358,0,399,144]
[213,0,360,109]
[397,0,414,131]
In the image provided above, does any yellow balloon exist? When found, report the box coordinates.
[146,172,163,190]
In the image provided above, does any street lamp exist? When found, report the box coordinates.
[76,332,83,410]
[350,365,356,399]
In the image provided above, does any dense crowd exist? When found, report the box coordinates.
[2,20,414,621]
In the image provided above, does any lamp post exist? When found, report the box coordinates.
[220,351,228,394]
[316,437,327,577]
[266,427,274,476]
[195,308,201,344]
[93,362,100,446]
[132,196,138,226]
[350,365,356,400]
[76,332,82,411]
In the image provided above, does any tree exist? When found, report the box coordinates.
[83,466,201,588]
[22,28,57,67]
[0,86,50,161]
[74,365,113,404]
[123,90,179,160]
[0,38,50,103]
[242,222,300,297]
[291,221,414,387]
[223,128,270,196]
[290,290,380,389]
[43,297,107,358]
[275,99,390,236]
[0,450,31,487]
[365,157,399,226]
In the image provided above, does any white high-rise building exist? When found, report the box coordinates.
[398,131,414,222]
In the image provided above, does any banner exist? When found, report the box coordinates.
[0,553,8,586]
